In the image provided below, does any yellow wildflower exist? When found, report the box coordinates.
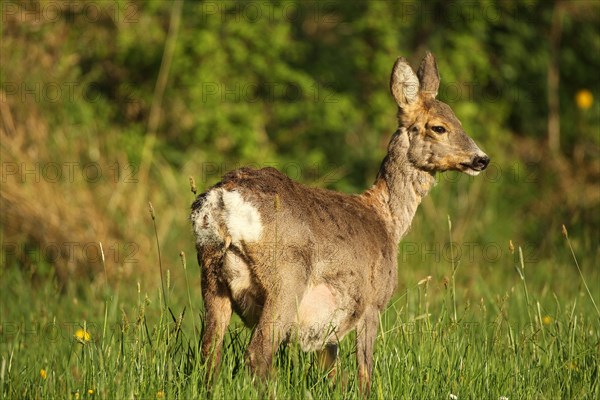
[40,369,47,379]
[575,89,593,110]
[157,391,165,399]
[88,389,94,395]
[542,316,552,325]
[74,328,91,343]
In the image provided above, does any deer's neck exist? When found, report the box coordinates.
[363,129,436,243]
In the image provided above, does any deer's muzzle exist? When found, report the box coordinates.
[461,154,490,176]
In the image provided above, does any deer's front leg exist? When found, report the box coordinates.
[200,254,232,379]
[356,309,379,394]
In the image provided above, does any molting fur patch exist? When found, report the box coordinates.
[191,190,223,246]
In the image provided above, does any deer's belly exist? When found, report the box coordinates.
[294,284,351,351]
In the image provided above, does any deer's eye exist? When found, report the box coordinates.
[431,126,447,134]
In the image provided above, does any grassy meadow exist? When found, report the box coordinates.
[1,208,598,399]
[1,1,600,399]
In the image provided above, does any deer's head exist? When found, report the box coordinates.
[390,52,489,176]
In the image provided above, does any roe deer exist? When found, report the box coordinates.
[191,52,489,392]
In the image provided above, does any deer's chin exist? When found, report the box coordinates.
[458,162,484,176]
[463,168,481,176]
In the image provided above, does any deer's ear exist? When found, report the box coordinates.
[390,57,420,107]
[417,52,440,98]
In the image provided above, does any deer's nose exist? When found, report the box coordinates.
[473,155,490,170]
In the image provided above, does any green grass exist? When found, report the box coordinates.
[1,226,598,399]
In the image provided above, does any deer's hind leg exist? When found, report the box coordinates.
[245,265,308,378]
[199,250,232,380]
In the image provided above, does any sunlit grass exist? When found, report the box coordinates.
[1,223,598,399]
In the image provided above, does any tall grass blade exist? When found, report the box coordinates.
[562,225,600,319]
[149,201,167,308]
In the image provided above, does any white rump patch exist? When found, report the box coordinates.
[191,189,263,247]
[191,190,222,246]
[222,190,263,244]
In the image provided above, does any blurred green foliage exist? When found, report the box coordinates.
[1,0,599,275]
[8,2,599,169]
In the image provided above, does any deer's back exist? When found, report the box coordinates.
[207,166,395,263]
